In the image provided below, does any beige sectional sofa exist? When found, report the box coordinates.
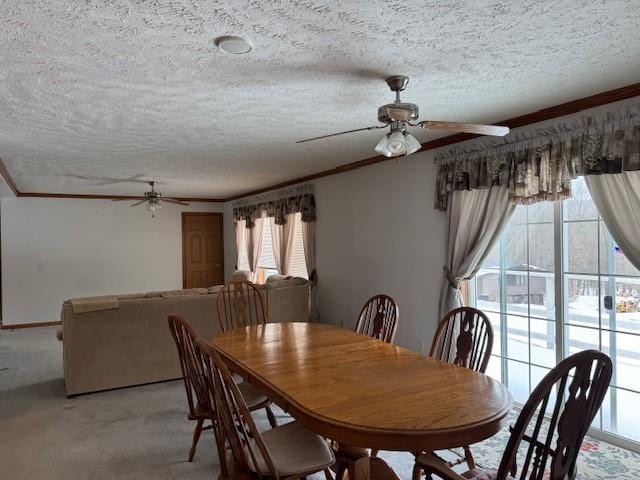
[60,276,310,396]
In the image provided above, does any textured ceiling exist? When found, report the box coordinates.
[1,0,639,198]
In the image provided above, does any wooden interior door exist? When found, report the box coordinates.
[182,212,224,288]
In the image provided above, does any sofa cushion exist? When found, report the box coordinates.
[266,274,288,283]
[267,277,308,289]
[231,270,253,282]
[160,288,209,299]
[117,292,147,300]
[208,285,224,294]
[69,295,119,314]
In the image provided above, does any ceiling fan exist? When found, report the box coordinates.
[296,75,509,157]
[113,181,190,217]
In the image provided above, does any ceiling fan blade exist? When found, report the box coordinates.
[160,198,190,206]
[129,199,147,207]
[66,173,157,186]
[418,121,509,137]
[111,197,144,202]
[296,125,387,143]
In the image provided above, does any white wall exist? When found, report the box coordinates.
[1,197,223,325]
[224,151,447,352]
[314,154,446,351]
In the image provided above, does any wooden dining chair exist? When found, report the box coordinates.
[430,307,493,372]
[354,294,399,344]
[168,314,228,463]
[196,337,336,480]
[217,280,267,332]
[410,307,495,472]
[168,314,276,463]
[414,349,612,480]
[353,294,399,460]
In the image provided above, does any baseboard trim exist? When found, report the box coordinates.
[0,320,61,330]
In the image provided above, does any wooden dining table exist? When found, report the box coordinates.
[212,322,512,479]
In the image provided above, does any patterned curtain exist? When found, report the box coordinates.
[233,193,316,227]
[233,192,317,290]
[434,107,640,210]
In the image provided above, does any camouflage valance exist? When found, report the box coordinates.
[434,107,640,210]
[233,193,316,227]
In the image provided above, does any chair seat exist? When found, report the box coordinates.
[238,381,269,409]
[245,421,335,477]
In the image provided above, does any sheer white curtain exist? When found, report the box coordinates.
[270,213,297,275]
[586,171,640,270]
[440,185,516,317]
[234,219,246,270]
[302,220,316,281]
[246,217,264,281]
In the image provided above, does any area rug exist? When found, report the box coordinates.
[423,411,640,480]
[368,411,640,480]
[256,406,640,480]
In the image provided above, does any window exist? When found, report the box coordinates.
[237,214,308,283]
[472,177,640,446]
[474,201,556,405]
[255,217,279,282]
[563,178,640,442]
[288,213,308,279]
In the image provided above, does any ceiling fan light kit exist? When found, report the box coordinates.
[296,75,509,157]
[112,181,190,217]
[374,128,422,158]
[146,198,162,217]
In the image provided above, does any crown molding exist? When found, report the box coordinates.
[0,161,224,202]
[0,158,19,196]
[1,82,639,204]
[16,192,226,202]
[225,82,640,201]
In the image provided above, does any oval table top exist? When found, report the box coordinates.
[212,322,512,451]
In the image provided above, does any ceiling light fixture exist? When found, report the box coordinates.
[214,35,252,55]
[111,181,189,218]
[296,75,509,157]
[374,128,422,158]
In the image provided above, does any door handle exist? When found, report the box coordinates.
[604,295,613,311]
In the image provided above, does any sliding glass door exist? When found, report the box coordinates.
[474,201,556,405]
[563,177,640,442]
[472,177,640,446]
